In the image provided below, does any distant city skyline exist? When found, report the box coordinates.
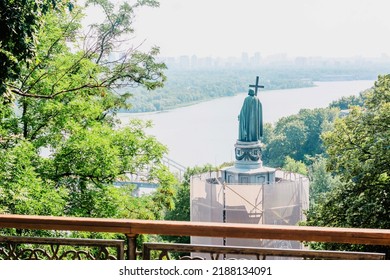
[131,0,390,59]
[153,52,390,70]
[108,49,390,70]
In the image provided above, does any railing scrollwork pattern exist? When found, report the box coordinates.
[0,236,124,260]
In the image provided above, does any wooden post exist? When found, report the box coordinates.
[126,234,138,260]
[143,243,150,260]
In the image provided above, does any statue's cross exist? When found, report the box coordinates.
[249,76,264,96]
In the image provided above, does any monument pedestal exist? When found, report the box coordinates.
[221,140,276,184]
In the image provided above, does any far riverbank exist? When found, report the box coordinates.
[121,82,315,114]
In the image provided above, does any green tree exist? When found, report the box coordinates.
[0,1,175,221]
[283,156,307,176]
[262,108,338,167]
[307,156,339,208]
[306,75,390,257]
[328,91,368,110]
[0,141,66,216]
[0,0,73,100]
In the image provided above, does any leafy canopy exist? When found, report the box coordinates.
[305,75,390,256]
[0,0,177,222]
[262,107,339,167]
[0,0,74,100]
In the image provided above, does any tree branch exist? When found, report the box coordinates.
[22,9,83,90]
[9,83,107,99]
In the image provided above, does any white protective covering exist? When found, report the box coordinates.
[190,170,309,259]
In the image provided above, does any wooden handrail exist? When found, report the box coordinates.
[1,214,390,246]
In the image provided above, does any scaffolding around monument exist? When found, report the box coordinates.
[190,169,309,259]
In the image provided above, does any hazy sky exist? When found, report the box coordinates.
[131,0,390,58]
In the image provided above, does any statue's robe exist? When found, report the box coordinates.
[238,95,263,142]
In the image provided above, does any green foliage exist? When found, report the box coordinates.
[5,1,166,100]
[262,107,339,167]
[0,0,73,100]
[0,1,176,226]
[324,76,390,201]
[328,90,369,110]
[307,156,339,208]
[306,75,390,257]
[283,156,307,176]
[0,141,66,215]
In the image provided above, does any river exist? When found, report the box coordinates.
[118,80,374,168]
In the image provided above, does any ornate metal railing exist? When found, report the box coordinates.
[0,214,389,260]
[0,236,124,260]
